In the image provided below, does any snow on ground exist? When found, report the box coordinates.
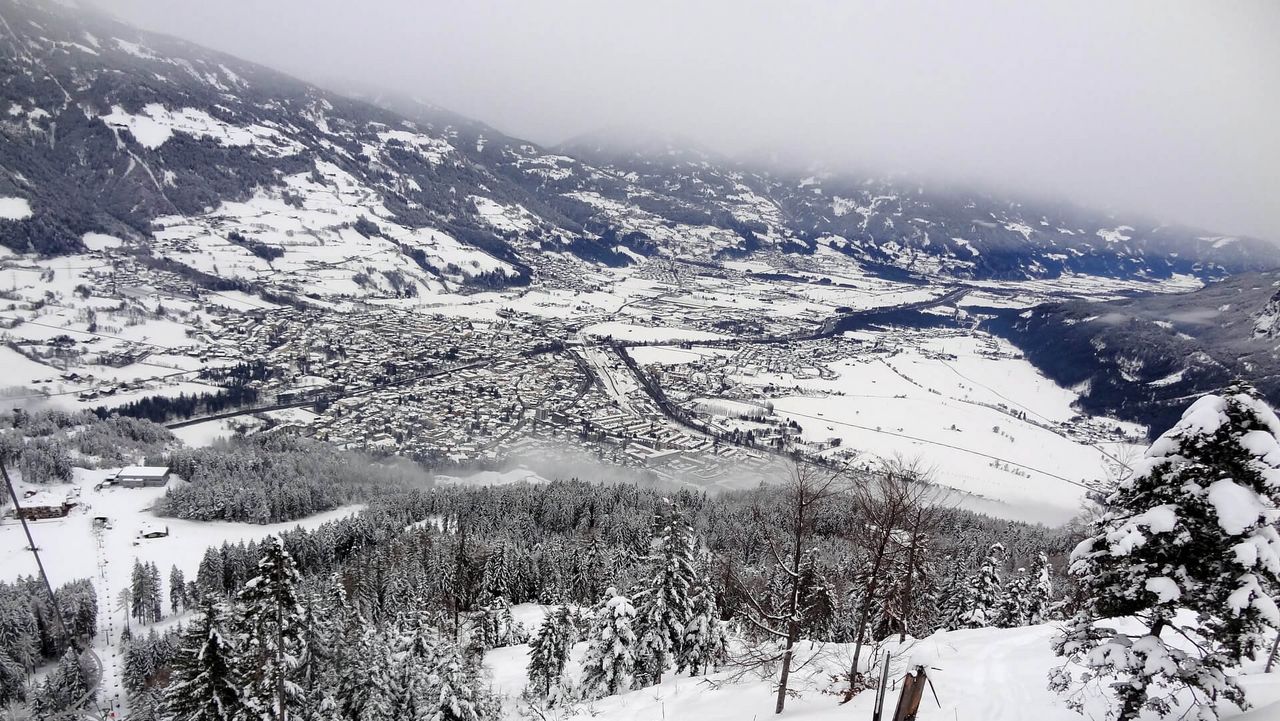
[82,232,124,250]
[101,104,302,156]
[629,345,735,365]
[0,196,33,220]
[1,467,363,714]
[481,622,1280,721]
[732,332,1140,524]
[0,469,364,588]
[169,417,243,447]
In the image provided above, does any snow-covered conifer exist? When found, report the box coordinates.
[429,642,480,721]
[165,599,241,721]
[633,504,698,685]
[525,606,574,703]
[959,543,1004,628]
[236,535,307,721]
[1051,386,1280,720]
[1025,553,1055,624]
[677,584,727,676]
[994,568,1030,628]
[170,566,187,615]
[580,587,638,698]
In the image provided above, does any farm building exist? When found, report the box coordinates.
[115,466,171,488]
[16,492,73,520]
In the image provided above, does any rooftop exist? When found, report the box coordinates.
[117,465,170,478]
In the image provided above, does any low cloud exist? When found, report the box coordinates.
[96,0,1280,239]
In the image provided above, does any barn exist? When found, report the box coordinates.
[114,465,171,488]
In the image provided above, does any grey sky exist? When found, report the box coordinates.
[95,0,1279,239]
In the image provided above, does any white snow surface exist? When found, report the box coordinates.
[1145,576,1182,602]
[102,103,302,155]
[481,622,1280,721]
[0,196,33,220]
[1208,479,1267,535]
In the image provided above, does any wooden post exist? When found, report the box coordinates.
[891,667,929,721]
[871,651,892,721]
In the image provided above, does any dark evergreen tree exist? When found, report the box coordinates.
[170,566,188,615]
[165,599,241,721]
[236,536,307,721]
[524,606,574,703]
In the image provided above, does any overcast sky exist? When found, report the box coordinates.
[94,0,1278,239]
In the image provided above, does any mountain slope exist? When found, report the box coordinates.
[990,270,1280,434]
[0,0,1276,292]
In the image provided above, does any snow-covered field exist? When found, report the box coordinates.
[719,331,1142,524]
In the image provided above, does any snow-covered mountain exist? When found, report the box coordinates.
[1,0,1276,293]
[992,270,1280,434]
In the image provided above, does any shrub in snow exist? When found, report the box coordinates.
[1051,384,1280,721]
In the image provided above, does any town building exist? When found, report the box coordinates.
[115,466,172,488]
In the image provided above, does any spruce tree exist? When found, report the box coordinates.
[237,536,307,721]
[148,562,164,622]
[32,648,88,719]
[933,556,969,630]
[381,620,436,721]
[959,543,1004,628]
[170,566,187,615]
[1051,386,1280,720]
[165,599,241,721]
[429,642,479,721]
[580,587,638,698]
[525,606,574,703]
[1025,552,1055,624]
[297,596,336,721]
[994,568,1030,628]
[342,629,389,721]
[131,559,147,623]
[197,550,225,599]
[677,584,727,676]
[632,504,697,685]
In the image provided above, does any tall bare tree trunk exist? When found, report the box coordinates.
[775,503,805,715]
[849,533,890,688]
[898,508,924,643]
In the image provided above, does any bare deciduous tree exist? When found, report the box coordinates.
[843,457,946,696]
[731,461,846,715]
